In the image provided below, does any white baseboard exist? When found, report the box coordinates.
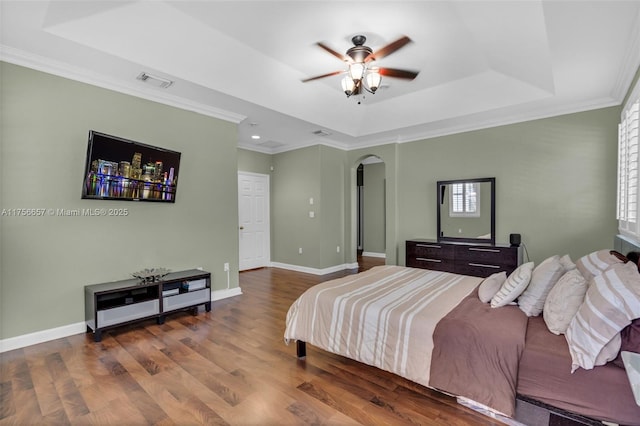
[211,287,243,300]
[0,322,87,354]
[270,262,359,275]
[0,287,243,353]
[362,252,386,258]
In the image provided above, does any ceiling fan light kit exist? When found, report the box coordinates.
[304,34,418,101]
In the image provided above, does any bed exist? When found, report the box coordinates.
[517,316,640,425]
[284,263,640,425]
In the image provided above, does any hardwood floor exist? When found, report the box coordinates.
[1,258,500,425]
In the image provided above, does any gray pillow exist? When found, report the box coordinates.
[478,271,507,303]
[518,255,565,317]
[543,269,587,335]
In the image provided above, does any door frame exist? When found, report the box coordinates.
[238,171,271,271]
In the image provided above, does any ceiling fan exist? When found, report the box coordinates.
[302,34,419,98]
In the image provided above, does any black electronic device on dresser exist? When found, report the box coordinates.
[406,239,522,278]
[85,269,211,342]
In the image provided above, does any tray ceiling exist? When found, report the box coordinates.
[2,1,639,153]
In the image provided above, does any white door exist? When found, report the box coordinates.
[238,172,270,271]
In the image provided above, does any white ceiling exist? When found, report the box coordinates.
[2,1,640,153]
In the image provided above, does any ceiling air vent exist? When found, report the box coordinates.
[136,72,174,89]
[312,129,331,137]
[259,140,286,149]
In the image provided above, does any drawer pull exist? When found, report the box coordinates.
[417,258,442,263]
[468,248,501,253]
[416,244,441,249]
[468,263,501,269]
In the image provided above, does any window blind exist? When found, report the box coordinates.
[618,96,640,238]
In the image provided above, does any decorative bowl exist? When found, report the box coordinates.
[132,268,171,283]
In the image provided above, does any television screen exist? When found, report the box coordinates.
[82,131,181,202]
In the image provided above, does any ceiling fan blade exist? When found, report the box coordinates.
[301,70,345,82]
[378,67,419,80]
[365,36,412,62]
[317,42,349,62]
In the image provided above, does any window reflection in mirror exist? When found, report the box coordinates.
[437,178,495,245]
[449,182,480,217]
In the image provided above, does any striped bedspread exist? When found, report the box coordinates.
[284,265,482,387]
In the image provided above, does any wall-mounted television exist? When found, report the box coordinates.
[82,131,181,203]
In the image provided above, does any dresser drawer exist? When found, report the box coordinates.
[455,245,517,266]
[406,239,521,277]
[406,256,455,272]
[407,241,455,260]
[455,262,512,278]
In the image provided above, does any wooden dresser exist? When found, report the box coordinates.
[406,239,522,278]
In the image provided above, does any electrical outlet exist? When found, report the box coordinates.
[223,262,229,272]
[337,246,340,253]
[298,247,303,254]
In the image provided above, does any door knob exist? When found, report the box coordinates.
[239,226,244,230]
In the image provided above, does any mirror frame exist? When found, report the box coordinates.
[436,177,496,245]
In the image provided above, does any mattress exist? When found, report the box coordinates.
[284,265,481,388]
[517,316,640,426]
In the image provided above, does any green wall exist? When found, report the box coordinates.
[1,62,239,339]
[0,61,626,343]
[396,107,621,264]
[342,108,619,266]
[241,101,620,272]
[319,146,347,267]
[270,145,348,270]
[237,148,272,175]
[348,145,400,264]
[271,146,322,267]
[362,162,386,254]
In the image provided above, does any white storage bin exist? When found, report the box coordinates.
[97,300,160,328]
[163,289,210,312]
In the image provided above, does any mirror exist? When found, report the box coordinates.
[437,177,495,245]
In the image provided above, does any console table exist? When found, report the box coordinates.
[406,239,522,277]
[85,269,211,342]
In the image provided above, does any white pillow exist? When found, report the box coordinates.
[478,271,507,303]
[543,269,587,335]
[491,262,534,308]
[565,262,640,372]
[518,255,565,317]
[559,254,576,272]
[595,333,622,366]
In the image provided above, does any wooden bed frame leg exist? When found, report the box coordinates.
[296,340,306,358]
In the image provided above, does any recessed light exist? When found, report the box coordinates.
[251,135,261,140]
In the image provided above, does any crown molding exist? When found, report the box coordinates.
[0,45,246,124]
[3,39,633,157]
[239,135,351,155]
[345,96,622,151]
